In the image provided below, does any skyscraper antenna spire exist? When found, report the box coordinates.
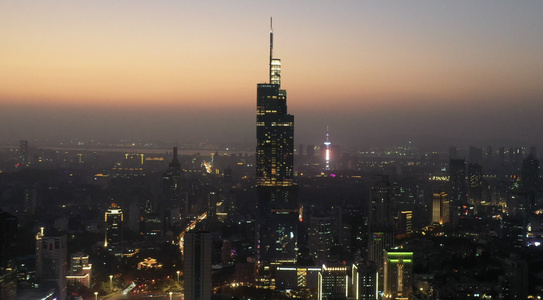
[269,17,273,84]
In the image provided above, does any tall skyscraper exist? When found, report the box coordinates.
[184,231,212,300]
[449,158,466,226]
[367,176,394,291]
[256,19,298,265]
[521,153,540,209]
[449,158,466,203]
[383,251,413,299]
[368,176,394,231]
[308,214,332,265]
[256,20,294,188]
[432,192,450,225]
[163,147,183,226]
[105,203,123,249]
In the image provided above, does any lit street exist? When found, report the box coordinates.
[100,291,183,300]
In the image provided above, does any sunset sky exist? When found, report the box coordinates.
[2,1,543,148]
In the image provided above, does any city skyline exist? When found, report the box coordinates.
[2,1,543,147]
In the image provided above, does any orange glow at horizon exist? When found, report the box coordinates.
[1,1,543,115]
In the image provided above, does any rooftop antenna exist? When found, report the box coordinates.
[269,17,273,84]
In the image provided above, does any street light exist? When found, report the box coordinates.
[109,275,113,291]
[176,270,180,284]
[94,291,98,300]
[169,291,173,300]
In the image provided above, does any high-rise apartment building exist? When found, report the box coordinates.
[184,231,212,300]
[256,20,298,265]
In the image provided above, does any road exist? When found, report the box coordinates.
[101,291,183,300]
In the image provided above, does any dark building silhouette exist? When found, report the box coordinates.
[352,262,377,300]
[509,147,515,164]
[467,163,483,205]
[163,147,183,226]
[484,146,493,168]
[143,211,163,238]
[397,210,412,235]
[469,146,483,166]
[521,154,540,209]
[36,228,67,300]
[367,176,394,291]
[308,214,332,265]
[256,20,298,265]
[307,145,315,158]
[0,210,17,300]
[368,176,393,231]
[184,231,212,300]
[19,140,28,167]
[449,158,466,203]
[448,146,458,159]
[499,147,505,166]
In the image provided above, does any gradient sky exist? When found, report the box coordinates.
[2,1,543,148]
